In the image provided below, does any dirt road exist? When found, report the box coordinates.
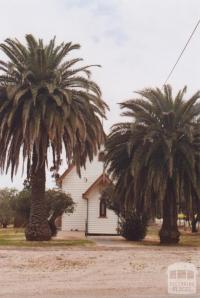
[0,240,200,298]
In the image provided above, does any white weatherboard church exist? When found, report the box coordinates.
[58,152,119,235]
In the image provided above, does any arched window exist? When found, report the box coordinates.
[98,151,105,162]
[99,199,106,217]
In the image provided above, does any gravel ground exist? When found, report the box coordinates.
[0,240,200,298]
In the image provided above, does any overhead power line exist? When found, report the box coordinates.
[164,18,200,85]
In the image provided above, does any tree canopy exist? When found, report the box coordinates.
[0,188,17,228]
[105,85,200,243]
[0,35,107,178]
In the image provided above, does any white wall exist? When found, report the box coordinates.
[87,187,119,235]
[61,156,104,231]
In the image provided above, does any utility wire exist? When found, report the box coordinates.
[164,19,200,85]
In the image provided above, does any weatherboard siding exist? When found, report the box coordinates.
[61,156,103,231]
[87,188,119,235]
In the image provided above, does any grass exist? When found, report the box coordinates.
[142,224,200,247]
[0,228,94,248]
[179,231,200,247]
[1,225,200,248]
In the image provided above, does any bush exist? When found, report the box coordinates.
[0,188,17,228]
[12,190,30,227]
[120,212,148,241]
[45,189,74,236]
[12,188,74,236]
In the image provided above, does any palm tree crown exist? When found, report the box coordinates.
[0,35,107,178]
[106,85,200,217]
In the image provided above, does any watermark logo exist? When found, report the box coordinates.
[167,262,197,295]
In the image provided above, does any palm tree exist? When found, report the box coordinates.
[0,35,107,240]
[105,122,135,214]
[106,85,200,244]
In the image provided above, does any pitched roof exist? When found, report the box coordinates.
[82,173,112,199]
[56,164,75,185]
[57,151,105,183]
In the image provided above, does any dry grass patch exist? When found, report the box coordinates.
[144,225,200,247]
[0,228,93,248]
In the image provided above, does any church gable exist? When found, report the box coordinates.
[59,154,119,235]
[60,155,104,199]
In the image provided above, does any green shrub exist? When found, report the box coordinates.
[120,212,148,241]
[12,188,74,236]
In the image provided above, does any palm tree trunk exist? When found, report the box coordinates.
[25,145,51,241]
[159,178,180,244]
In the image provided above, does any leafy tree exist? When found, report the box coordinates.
[0,188,17,228]
[106,85,200,244]
[12,189,30,227]
[12,188,74,236]
[45,189,74,236]
[0,35,107,240]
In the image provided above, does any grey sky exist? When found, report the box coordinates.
[0,0,200,189]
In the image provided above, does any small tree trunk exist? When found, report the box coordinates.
[48,215,58,237]
[14,216,27,228]
[192,219,198,233]
[159,179,180,244]
[25,146,51,241]
[191,214,199,233]
[149,205,156,224]
[2,222,7,228]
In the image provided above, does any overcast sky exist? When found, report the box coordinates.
[0,0,200,189]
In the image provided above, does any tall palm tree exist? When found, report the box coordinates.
[0,35,107,240]
[106,85,200,244]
